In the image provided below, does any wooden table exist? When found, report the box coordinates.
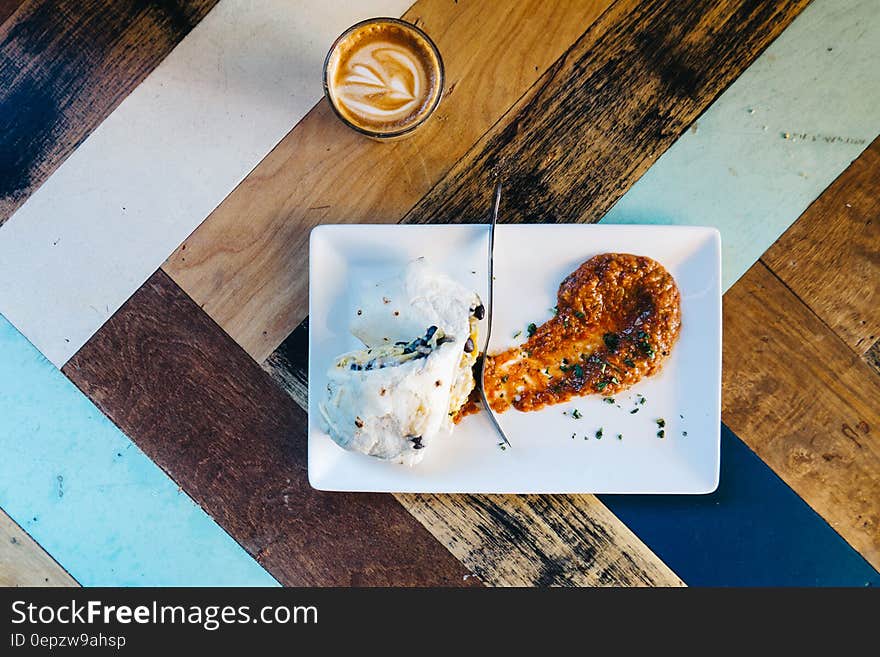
[1,0,878,586]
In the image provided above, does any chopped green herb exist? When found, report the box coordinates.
[679,414,684,419]
[638,395,646,405]
[551,306,558,315]
[657,430,665,439]
[624,358,636,368]
[575,310,586,320]
[682,431,688,437]
[630,408,639,414]
[571,433,576,440]
[527,323,537,337]
[603,397,616,405]
[595,427,603,440]
[573,364,584,378]
[610,376,619,384]
[498,443,507,451]
[512,330,522,339]
[600,363,607,373]
[572,409,583,420]
[617,434,623,440]
[656,418,666,428]
[638,331,648,339]
[596,381,608,391]
[603,332,620,352]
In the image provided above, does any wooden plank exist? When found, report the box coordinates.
[164,0,615,362]
[721,261,880,570]
[865,339,880,377]
[401,0,811,228]
[63,271,478,587]
[0,0,24,26]
[398,493,683,586]
[0,0,218,224]
[762,138,880,355]
[264,325,684,586]
[0,508,78,587]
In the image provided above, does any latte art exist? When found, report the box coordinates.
[336,44,426,122]
[324,19,443,137]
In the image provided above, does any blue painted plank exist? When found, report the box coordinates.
[602,0,880,292]
[0,314,278,586]
[601,426,880,586]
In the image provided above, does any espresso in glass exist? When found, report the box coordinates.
[323,18,444,140]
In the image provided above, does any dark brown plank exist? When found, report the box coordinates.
[0,0,218,224]
[0,0,24,26]
[63,271,478,587]
[403,0,811,226]
[762,138,880,355]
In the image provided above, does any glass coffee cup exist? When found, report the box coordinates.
[323,17,444,140]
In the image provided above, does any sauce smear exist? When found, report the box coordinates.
[458,253,681,418]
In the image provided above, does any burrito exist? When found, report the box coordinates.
[320,259,483,465]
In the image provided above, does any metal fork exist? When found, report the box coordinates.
[477,179,512,448]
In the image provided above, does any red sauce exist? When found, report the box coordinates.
[456,253,681,419]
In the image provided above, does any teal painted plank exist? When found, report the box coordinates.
[602,0,880,292]
[0,314,278,586]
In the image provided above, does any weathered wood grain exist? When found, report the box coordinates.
[0,0,218,224]
[722,262,880,570]
[164,0,615,362]
[402,0,811,228]
[63,271,478,587]
[865,339,880,377]
[0,509,78,586]
[398,493,684,586]
[762,138,880,355]
[0,0,24,26]
[263,324,683,586]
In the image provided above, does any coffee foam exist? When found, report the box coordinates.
[326,22,441,134]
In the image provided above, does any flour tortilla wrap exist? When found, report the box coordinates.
[321,259,482,465]
[319,327,462,465]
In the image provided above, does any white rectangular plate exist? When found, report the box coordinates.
[308,224,721,494]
